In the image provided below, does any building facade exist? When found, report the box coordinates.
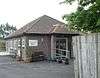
[6,15,78,62]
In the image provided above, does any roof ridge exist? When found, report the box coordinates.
[24,15,64,34]
[44,15,65,25]
[20,15,43,33]
[25,18,41,33]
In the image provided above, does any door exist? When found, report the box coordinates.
[55,38,68,58]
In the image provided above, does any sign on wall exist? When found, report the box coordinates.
[29,40,38,46]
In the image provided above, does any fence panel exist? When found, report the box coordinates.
[73,34,97,78]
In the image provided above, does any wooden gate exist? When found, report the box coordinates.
[72,33,100,78]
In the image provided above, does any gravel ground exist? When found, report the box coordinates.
[0,56,75,78]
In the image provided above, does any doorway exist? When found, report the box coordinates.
[55,38,69,59]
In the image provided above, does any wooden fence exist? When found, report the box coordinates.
[72,33,100,78]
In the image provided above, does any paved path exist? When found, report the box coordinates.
[0,56,75,78]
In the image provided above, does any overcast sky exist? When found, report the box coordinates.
[0,0,78,29]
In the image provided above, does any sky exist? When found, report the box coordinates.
[0,0,78,29]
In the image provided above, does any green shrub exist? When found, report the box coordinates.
[0,40,6,52]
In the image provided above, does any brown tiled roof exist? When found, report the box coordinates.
[6,15,79,39]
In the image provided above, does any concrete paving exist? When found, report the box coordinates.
[0,56,75,78]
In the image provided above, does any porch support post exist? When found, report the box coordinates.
[51,35,55,60]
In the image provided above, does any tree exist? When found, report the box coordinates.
[0,23,17,38]
[63,0,100,33]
